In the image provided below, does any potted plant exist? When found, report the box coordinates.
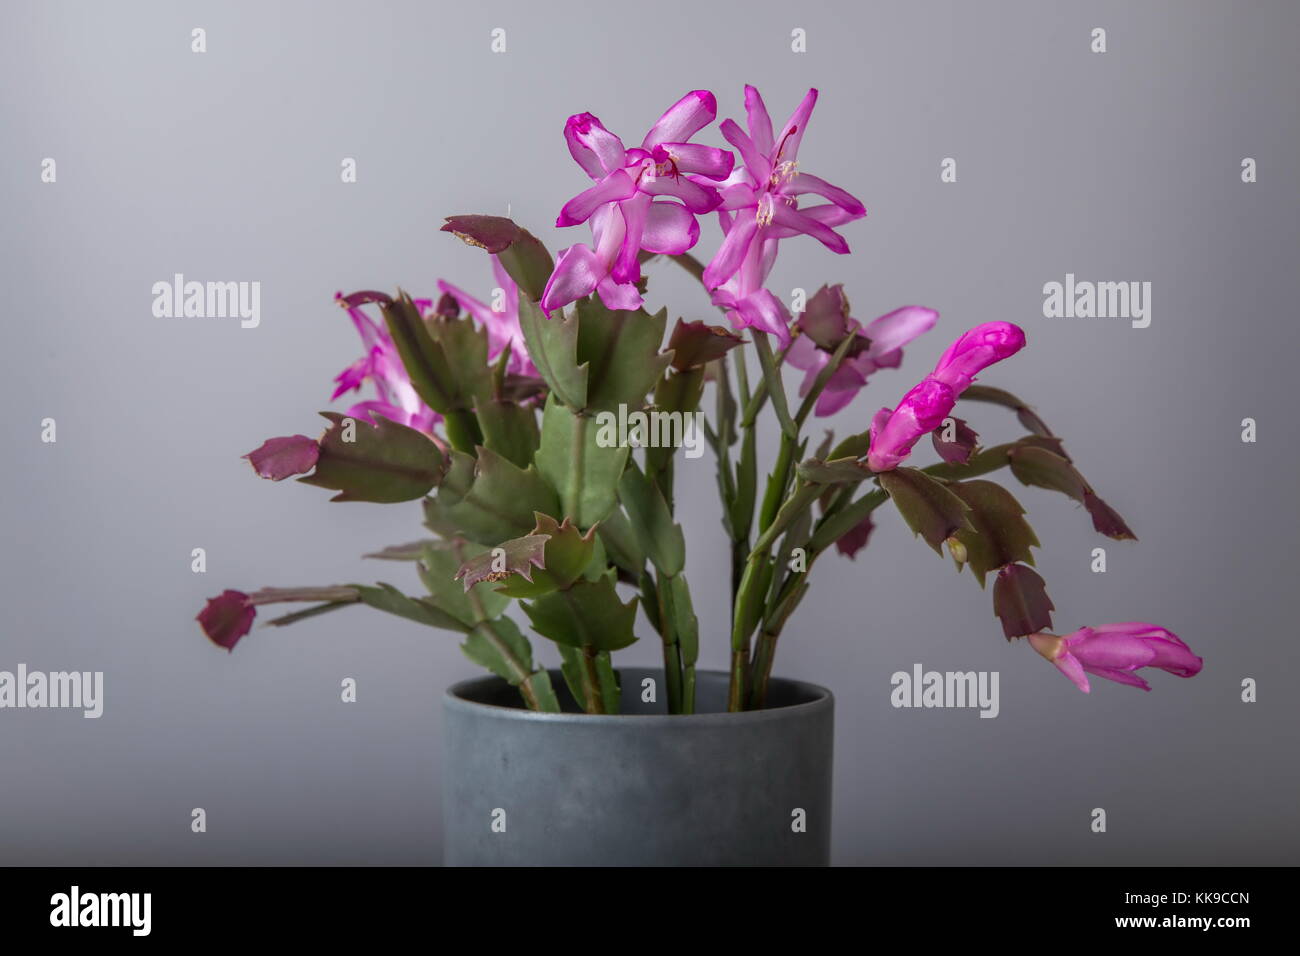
[197,87,1203,866]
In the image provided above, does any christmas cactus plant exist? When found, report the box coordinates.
[198,86,1203,713]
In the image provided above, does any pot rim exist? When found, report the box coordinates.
[444,667,833,726]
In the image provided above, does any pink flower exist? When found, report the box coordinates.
[1028,623,1204,693]
[867,321,1026,472]
[703,87,867,344]
[541,92,734,316]
[437,256,537,377]
[931,322,1030,394]
[332,291,441,435]
[786,286,938,417]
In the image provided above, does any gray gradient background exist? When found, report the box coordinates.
[2,0,1297,865]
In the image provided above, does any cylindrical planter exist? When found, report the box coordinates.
[442,666,833,866]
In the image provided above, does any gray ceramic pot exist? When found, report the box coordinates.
[442,667,833,866]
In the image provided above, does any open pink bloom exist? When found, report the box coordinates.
[1028,623,1203,693]
[702,87,867,345]
[786,288,938,417]
[867,321,1026,471]
[332,292,441,435]
[541,92,734,316]
[437,256,537,377]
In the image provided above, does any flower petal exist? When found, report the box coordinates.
[1053,651,1091,693]
[641,201,700,255]
[1071,632,1158,671]
[702,212,758,289]
[640,173,721,214]
[642,90,717,149]
[332,355,372,399]
[774,88,818,164]
[785,331,825,373]
[541,243,603,315]
[767,203,860,238]
[654,142,734,179]
[813,382,862,417]
[770,202,851,254]
[564,112,627,179]
[556,169,638,227]
[743,84,775,155]
[717,181,759,211]
[1145,638,1204,678]
[1083,665,1152,691]
[490,255,518,306]
[720,118,772,185]
[596,275,644,312]
[734,289,792,346]
[787,172,866,216]
[610,193,651,284]
[861,306,939,357]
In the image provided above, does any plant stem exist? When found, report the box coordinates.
[750,333,796,439]
[654,571,684,714]
[728,649,748,712]
[580,646,606,714]
[594,651,621,715]
[469,621,553,712]
[734,342,752,408]
[443,407,483,455]
[663,642,683,713]
[758,432,797,534]
[729,547,772,710]
[748,629,779,710]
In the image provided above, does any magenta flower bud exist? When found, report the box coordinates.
[197,590,255,652]
[1028,623,1203,693]
[930,321,1026,396]
[867,322,1026,471]
[866,378,956,472]
[433,291,460,318]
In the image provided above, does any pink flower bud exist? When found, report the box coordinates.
[866,379,956,472]
[930,321,1026,396]
[1029,623,1203,693]
[197,590,255,652]
[867,322,1026,472]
